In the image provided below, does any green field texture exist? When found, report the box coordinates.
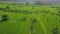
[0,4,60,34]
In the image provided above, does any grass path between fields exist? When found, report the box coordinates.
[37,16,47,34]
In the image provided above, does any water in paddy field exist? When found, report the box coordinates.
[0,0,60,34]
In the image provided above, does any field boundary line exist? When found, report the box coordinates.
[37,16,47,34]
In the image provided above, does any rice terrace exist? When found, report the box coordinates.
[0,0,60,34]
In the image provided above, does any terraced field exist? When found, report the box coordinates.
[0,3,60,34]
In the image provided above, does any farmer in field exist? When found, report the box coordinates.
[0,8,5,10]
[0,15,9,22]
[5,6,10,11]
[30,18,36,34]
[31,18,36,24]
[52,26,58,34]
[56,11,60,16]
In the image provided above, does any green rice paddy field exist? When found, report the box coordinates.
[0,3,60,34]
